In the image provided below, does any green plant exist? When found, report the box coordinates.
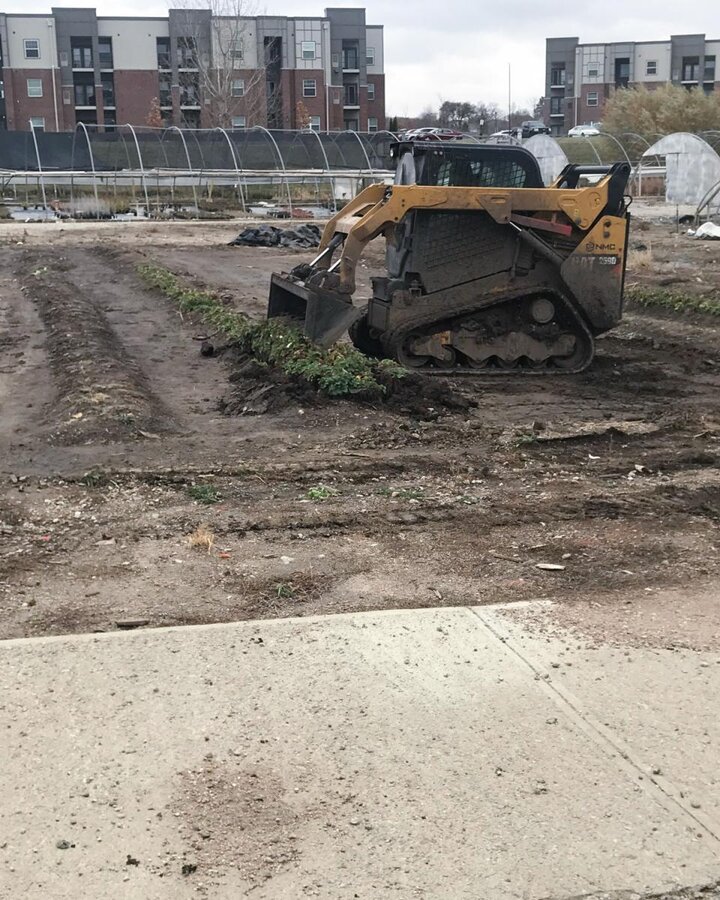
[306,484,339,501]
[376,485,424,500]
[512,432,538,447]
[187,484,221,505]
[625,286,720,317]
[79,469,111,488]
[137,264,406,399]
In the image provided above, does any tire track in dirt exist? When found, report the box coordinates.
[18,250,177,445]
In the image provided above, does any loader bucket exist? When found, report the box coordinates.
[267,273,363,349]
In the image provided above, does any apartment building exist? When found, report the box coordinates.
[0,6,385,132]
[544,34,720,135]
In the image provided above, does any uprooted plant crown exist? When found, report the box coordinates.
[137,264,406,398]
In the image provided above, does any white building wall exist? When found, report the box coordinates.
[366,25,383,74]
[5,15,58,68]
[97,19,168,70]
[634,42,671,82]
[293,18,324,70]
[210,17,258,71]
[578,44,606,90]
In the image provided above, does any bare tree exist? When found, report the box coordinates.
[171,0,267,128]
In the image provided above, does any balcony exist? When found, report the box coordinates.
[159,91,172,108]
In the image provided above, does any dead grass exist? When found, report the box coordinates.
[187,523,215,554]
[628,246,653,270]
[239,570,331,614]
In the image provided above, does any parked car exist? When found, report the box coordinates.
[399,127,466,142]
[567,123,601,137]
[521,120,551,139]
[490,128,522,140]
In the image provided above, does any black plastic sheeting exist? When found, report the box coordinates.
[0,128,396,172]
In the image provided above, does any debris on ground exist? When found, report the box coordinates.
[229,224,322,249]
[691,222,720,240]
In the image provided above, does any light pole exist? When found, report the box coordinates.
[508,62,512,131]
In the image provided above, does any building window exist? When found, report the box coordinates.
[342,46,358,70]
[705,56,716,82]
[614,58,630,87]
[231,79,245,97]
[366,47,375,65]
[231,115,246,128]
[331,52,339,68]
[177,37,198,70]
[74,74,95,107]
[550,96,563,115]
[367,116,378,132]
[588,67,598,78]
[587,91,599,107]
[98,37,113,70]
[101,74,115,107]
[231,40,243,63]
[344,83,358,105]
[159,77,172,107]
[682,56,699,82]
[29,116,45,130]
[310,115,321,130]
[367,83,375,100]
[301,41,315,60]
[646,60,657,76]
[157,37,171,69]
[27,78,43,98]
[550,64,566,87]
[24,39,40,60]
[302,78,316,98]
[71,38,93,69]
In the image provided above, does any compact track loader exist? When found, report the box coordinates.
[267,141,631,373]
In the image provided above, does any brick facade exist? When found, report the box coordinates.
[366,74,385,131]
[0,9,385,134]
[6,68,65,131]
[113,71,160,127]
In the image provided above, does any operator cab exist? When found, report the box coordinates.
[391,140,544,189]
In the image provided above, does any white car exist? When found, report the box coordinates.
[567,124,601,137]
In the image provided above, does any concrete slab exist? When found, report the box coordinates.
[1,606,719,899]
[486,600,720,841]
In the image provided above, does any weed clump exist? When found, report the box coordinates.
[306,485,339,501]
[137,264,406,399]
[187,484,221,505]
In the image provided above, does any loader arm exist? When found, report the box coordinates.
[315,172,625,296]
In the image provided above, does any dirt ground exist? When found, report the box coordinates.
[1,210,720,647]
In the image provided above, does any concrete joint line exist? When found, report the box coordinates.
[468,606,720,845]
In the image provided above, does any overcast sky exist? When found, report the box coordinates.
[6,0,720,115]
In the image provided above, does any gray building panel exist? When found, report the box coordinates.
[326,7,366,87]
[52,7,99,93]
